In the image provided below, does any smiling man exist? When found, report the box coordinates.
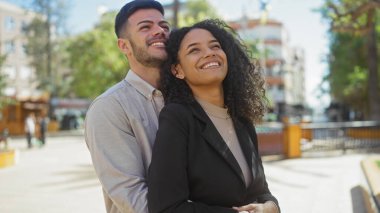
[84,1,170,213]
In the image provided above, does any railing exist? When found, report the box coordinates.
[255,121,380,157]
[300,121,380,153]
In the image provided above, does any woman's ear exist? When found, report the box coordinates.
[171,64,185,79]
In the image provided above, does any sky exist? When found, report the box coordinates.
[4,0,330,110]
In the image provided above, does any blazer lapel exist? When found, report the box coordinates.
[234,120,258,180]
[234,120,254,169]
[190,102,246,184]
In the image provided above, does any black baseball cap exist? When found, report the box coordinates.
[115,0,165,38]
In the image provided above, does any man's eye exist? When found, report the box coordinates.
[161,25,170,31]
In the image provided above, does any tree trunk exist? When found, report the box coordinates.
[173,0,179,29]
[367,16,380,120]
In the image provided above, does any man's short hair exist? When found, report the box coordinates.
[115,0,164,38]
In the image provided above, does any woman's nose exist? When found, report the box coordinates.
[204,48,216,58]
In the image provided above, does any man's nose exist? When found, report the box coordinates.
[152,25,166,36]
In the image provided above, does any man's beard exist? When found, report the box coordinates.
[130,40,165,68]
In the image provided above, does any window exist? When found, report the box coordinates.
[4,16,16,31]
[4,66,16,80]
[20,66,32,79]
[22,43,28,55]
[4,40,15,54]
[4,87,16,97]
[21,21,28,33]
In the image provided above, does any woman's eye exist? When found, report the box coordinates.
[212,44,221,49]
[188,48,199,54]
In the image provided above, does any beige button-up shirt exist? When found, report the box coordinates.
[85,70,164,213]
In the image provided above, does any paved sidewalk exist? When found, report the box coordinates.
[0,134,105,213]
[264,153,379,213]
[0,133,379,213]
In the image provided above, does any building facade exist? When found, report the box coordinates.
[0,2,51,135]
[229,18,306,121]
[0,1,37,100]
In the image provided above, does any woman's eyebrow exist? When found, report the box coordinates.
[185,42,199,50]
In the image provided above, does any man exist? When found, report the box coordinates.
[85,1,170,212]
[25,113,36,149]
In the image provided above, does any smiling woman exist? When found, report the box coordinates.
[148,19,280,213]
[171,28,228,98]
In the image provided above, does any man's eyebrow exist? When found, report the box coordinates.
[159,20,170,25]
[137,20,153,25]
[136,20,170,26]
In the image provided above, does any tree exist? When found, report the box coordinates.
[23,0,69,96]
[0,55,14,110]
[322,0,380,120]
[0,55,7,110]
[326,33,368,114]
[175,0,220,27]
[65,12,128,99]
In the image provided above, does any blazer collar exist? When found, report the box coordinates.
[189,101,255,185]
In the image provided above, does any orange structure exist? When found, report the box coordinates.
[0,94,49,135]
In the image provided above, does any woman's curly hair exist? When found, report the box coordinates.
[160,19,267,123]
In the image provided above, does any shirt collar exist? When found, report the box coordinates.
[125,70,157,100]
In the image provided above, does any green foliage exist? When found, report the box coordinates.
[23,0,69,96]
[323,0,372,32]
[0,55,7,98]
[0,55,14,110]
[24,17,49,86]
[177,0,220,27]
[326,32,370,113]
[65,12,128,99]
[321,0,380,118]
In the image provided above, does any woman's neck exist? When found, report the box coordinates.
[192,86,224,108]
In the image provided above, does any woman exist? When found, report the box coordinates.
[148,19,280,213]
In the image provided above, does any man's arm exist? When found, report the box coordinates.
[85,96,148,213]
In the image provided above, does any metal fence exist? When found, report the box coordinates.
[300,121,380,153]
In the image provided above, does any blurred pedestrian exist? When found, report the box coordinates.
[38,114,48,146]
[25,113,36,149]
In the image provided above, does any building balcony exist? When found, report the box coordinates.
[265,76,284,86]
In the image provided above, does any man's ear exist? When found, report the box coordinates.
[117,38,131,56]
[171,64,184,79]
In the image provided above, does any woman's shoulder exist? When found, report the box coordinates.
[159,103,195,128]
[161,103,192,115]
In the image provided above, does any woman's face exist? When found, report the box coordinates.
[173,28,228,90]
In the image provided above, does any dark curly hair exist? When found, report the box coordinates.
[160,19,267,123]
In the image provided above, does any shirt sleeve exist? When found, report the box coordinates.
[148,104,237,213]
[85,96,148,213]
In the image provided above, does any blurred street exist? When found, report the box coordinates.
[0,132,378,213]
[0,131,105,213]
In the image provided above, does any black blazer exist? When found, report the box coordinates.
[148,102,279,213]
